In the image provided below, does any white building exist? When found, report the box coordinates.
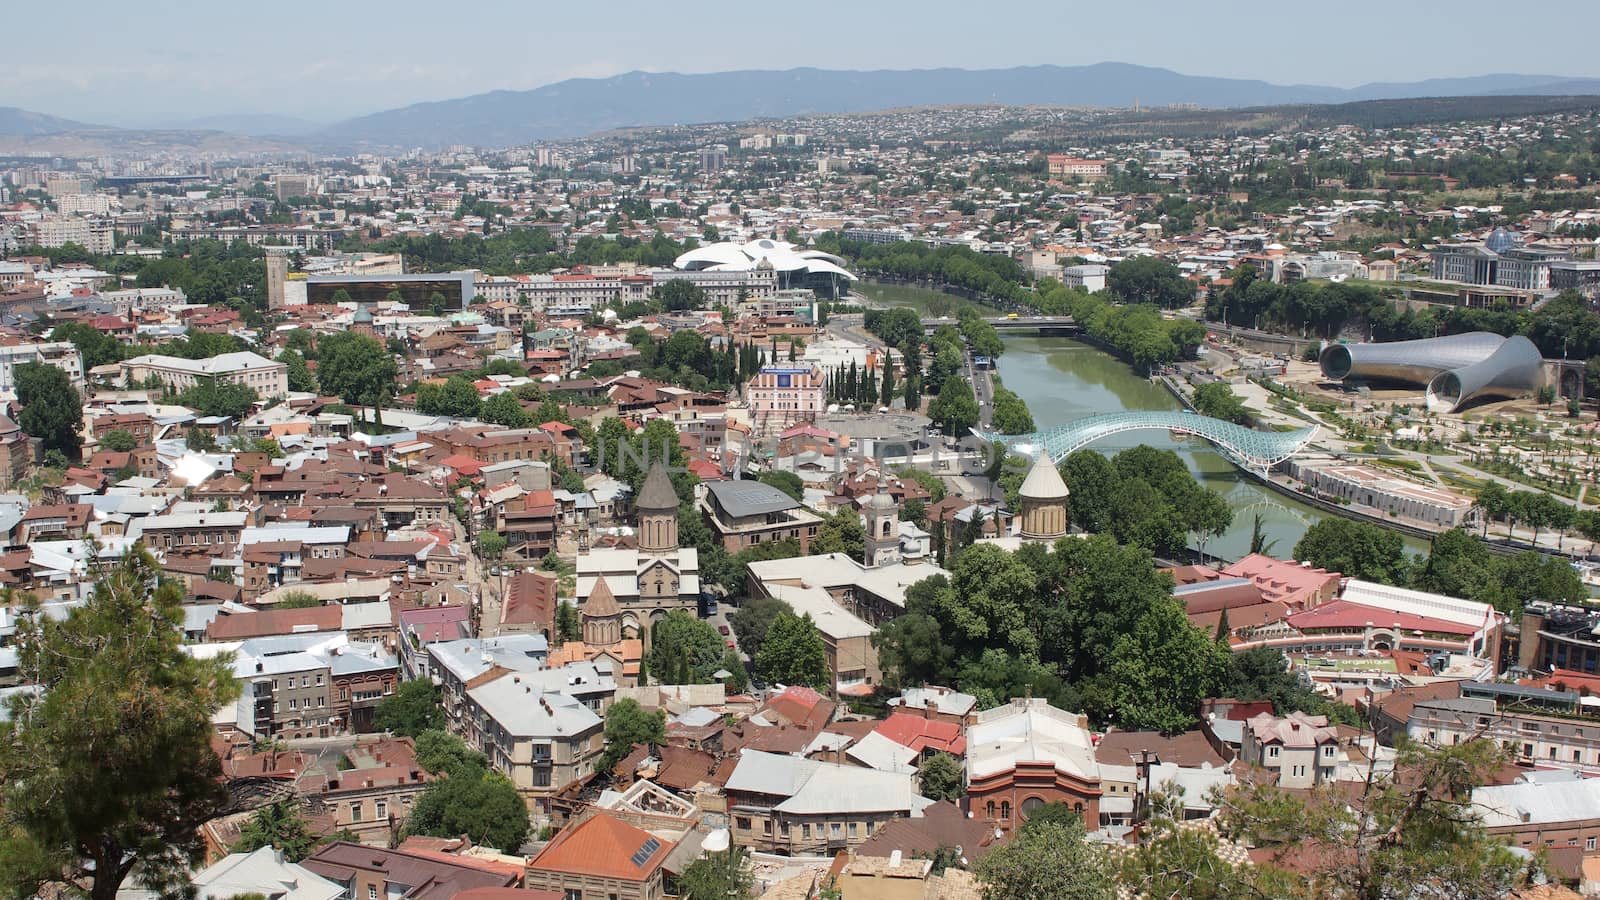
[120,351,288,397]
[0,341,85,393]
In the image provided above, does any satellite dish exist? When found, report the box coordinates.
[702,829,730,853]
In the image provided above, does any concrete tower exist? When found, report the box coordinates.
[636,461,679,555]
[863,481,901,568]
[1018,454,1070,541]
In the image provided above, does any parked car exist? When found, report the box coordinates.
[718,624,731,636]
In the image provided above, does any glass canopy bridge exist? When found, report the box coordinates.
[974,411,1318,476]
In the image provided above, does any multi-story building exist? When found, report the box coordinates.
[136,510,249,552]
[1430,239,1570,292]
[1045,156,1109,180]
[1387,681,1600,773]
[724,749,930,854]
[963,698,1102,833]
[524,811,674,900]
[651,267,776,306]
[120,351,288,397]
[1474,776,1600,856]
[699,478,823,554]
[745,365,826,435]
[1550,259,1600,301]
[1286,459,1476,528]
[32,216,114,254]
[226,633,399,740]
[427,635,550,729]
[1061,263,1110,293]
[1239,711,1339,789]
[1519,602,1600,674]
[302,843,516,900]
[457,667,608,814]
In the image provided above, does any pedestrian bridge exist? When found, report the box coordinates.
[974,411,1318,474]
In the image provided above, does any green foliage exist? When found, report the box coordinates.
[729,595,788,660]
[479,391,532,427]
[654,278,707,311]
[474,530,507,561]
[1218,738,1526,899]
[180,378,259,418]
[1191,382,1251,424]
[15,361,83,461]
[277,350,318,393]
[274,590,320,609]
[414,730,487,776]
[408,766,529,852]
[373,680,444,737]
[753,612,830,690]
[974,818,1116,900]
[1412,527,1584,614]
[233,801,322,862]
[100,429,137,453]
[555,601,580,644]
[416,376,482,418]
[810,508,867,561]
[1107,256,1194,309]
[676,847,753,900]
[757,470,804,501]
[1109,601,1231,733]
[646,611,724,685]
[1292,517,1412,585]
[0,546,241,900]
[989,384,1034,434]
[1222,647,1362,727]
[600,698,666,771]
[915,752,966,802]
[317,332,398,409]
[1061,447,1231,559]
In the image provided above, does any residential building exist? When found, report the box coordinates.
[191,847,344,900]
[1239,711,1339,789]
[226,633,399,739]
[1060,263,1109,293]
[745,553,949,627]
[745,365,826,435]
[698,478,823,554]
[1389,681,1600,773]
[457,665,611,813]
[427,635,550,728]
[136,510,249,552]
[524,811,673,900]
[1474,775,1600,855]
[0,341,85,393]
[301,843,517,900]
[1046,156,1109,179]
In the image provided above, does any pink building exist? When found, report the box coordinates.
[746,365,825,435]
[1220,553,1340,611]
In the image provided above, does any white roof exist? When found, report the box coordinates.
[466,672,603,738]
[122,351,281,375]
[428,635,550,683]
[1340,579,1499,631]
[192,847,344,900]
[845,731,919,774]
[726,749,929,816]
[766,583,873,640]
[1474,778,1600,828]
[965,698,1098,782]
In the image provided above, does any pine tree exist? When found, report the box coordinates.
[881,364,896,410]
[1215,607,1231,642]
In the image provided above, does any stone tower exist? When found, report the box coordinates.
[581,577,622,646]
[636,461,679,555]
[1018,454,1070,541]
[265,248,290,310]
[863,481,901,568]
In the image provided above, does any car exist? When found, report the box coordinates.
[1006,313,1019,319]
[718,624,731,636]
[726,639,737,649]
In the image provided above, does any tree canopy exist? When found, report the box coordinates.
[754,612,830,690]
[15,361,83,461]
[373,679,445,737]
[600,698,666,771]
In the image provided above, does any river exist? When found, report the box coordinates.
[854,281,1430,563]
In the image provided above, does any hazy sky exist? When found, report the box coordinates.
[9,0,1600,126]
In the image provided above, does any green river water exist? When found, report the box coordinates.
[855,281,1431,563]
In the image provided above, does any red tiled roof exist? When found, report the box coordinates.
[875,712,966,756]
[528,812,672,881]
[1285,599,1478,636]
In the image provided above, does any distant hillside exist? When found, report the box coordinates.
[0,107,97,136]
[156,114,324,136]
[313,63,1600,149]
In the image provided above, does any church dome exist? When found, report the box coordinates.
[1018,453,1070,501]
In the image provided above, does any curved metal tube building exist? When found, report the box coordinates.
[1318,332,1508,383]
[1426,335,1544,413]
[1319,331,1544,412]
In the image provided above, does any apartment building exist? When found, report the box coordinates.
[457,666,610,813]
[524,811,673,900]
[121,351,288,397]
[698,478,822,553]
[137,510,250,552]
[745,365,826,435]
[227,633,399,739]
[426,635,550,728]
[1395,682,1600,773]
[0,341,85,393]
[1239,711,1339,789]
[1046,156,1109,180]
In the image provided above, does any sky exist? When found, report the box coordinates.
[7,0,1600,127]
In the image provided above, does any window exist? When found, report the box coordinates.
[986,801,995,819]
[848,822,858,838]
[763,820,772,835]
[1022,797,1044,815]
[1000,801,1011,820]
[375,801,387,819]
[350,803,362,822]
[1587,837,1596,851]
[1268,746,1279,759]
[802,824,811,839]
[369,888,378,900]
[736,817,751,831]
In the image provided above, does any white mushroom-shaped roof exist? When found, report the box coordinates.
[1018,453,1070,501]
[673,241,857,280]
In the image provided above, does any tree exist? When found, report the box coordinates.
[929,371,979,436]
[373,679,444,737]
[974,819,1116,900]
[233,801,322,862]
[729,595,788,659]
[277,350,317,393]
[600,698,666,771]
[180,378,259,418]
[1474,482,1509,539]
[1217,738,1526,899]
[317,331,398,412]
[555,601,580,645]
[676,846,752,900]
[654,278,706,311]
[474,530,507,562]
[754,612,830,690]
[647,611,724,685]
[1292,517,1411,585]
[810,507,867,561]
[1107,256,1194,309]
[480,391,532,427]
[0,545,241,900]
[757,470,804,501]
[1222,646,1360,726]
[1109,600,1231,733]
[1191,382,1251,424]
[100,429,137,452]
[916,751,965,802]
[407,767,529,852]
[15,361,83,461]
[717,648,749,693]
[417,376,481,418]
[414,729,486,776]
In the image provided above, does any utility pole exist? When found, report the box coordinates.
[1135,748,1154,825]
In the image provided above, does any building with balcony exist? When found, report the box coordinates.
[120,351,287,398]
[698,478,823,554]
[457,665,611,814]
[724,749,932,854]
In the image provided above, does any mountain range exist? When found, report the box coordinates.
[6,63,1600,151]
